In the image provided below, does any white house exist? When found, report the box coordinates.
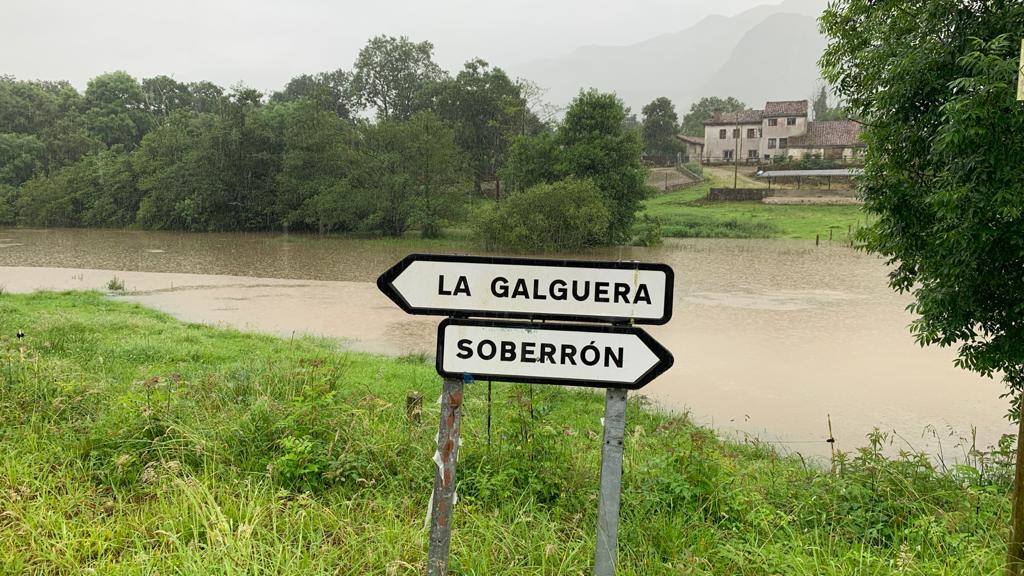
[700,100,864,163]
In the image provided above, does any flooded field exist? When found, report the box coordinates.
[0,227,1010,458]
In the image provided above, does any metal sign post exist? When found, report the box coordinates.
[595,387,628,576]
[377,254,676,576]
[427,377,463,576]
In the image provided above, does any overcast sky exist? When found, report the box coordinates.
[2,0,779,92]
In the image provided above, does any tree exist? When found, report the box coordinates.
[641,96,681,160]
[558,90,647,243]
[350,35,444,120]
[810,84,848,121]
[362,112,466,237]
[432,59,528,196]
[142,75,193,121]
[0,133,45,186]
[273,100,359,231]
[272,69,354,119]
[188,81,225,114]
[679,96,745,137]
[502,89,646,244]
[820,2,1024,572]
[82,71,151,149]
[475,178,610,252]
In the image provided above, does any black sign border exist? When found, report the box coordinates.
[435,318,674,390]
[377,253,675,325]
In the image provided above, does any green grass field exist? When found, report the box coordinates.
[0,292,1010,574]
[642,170,869,240]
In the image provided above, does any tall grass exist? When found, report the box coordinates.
[0,292,1011,574]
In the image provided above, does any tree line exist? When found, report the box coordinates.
[0,36,656,249]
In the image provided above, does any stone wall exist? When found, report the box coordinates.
[707,188,771,201]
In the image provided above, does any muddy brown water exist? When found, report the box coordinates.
[0,227,1011,459]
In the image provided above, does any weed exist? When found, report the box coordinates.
[0,291,1010,574]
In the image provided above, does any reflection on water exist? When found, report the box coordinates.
[0,227,1011,458]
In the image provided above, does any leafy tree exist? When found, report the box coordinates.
[82,71,151,149]
[362,112,466,237]
[0,76,80,136]
[811,84,848,121]
[272,69,354,119]
[641,96,681,159]
[0,184,15,224]
[273,100,359,231]
[502,90,646,244]
[350,35,444,120]
[187,81,225,114]
[16,149,139,228]
[558,90,647,243]
[0,133,45,186]
[432,59,527,196]
[475,178,610,252]
[142,75,193,121]
[679,96,746,137]
[39,116,104,171]
[820,1,1024,571]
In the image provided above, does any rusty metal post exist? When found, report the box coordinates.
[594,387,628,576]
[428,377,464,576]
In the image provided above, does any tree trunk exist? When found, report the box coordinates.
[1007,398,1024,575]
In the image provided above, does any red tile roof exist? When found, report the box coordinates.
[788,120,865,148]
[706,109,764,125]
[763,100,808,117]
[676,135,705,146]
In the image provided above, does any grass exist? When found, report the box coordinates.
[0,291,1012,574]
[641,168,869,240]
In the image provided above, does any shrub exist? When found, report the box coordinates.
[474,178,611,252]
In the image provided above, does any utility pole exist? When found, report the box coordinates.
[734,127,740,189]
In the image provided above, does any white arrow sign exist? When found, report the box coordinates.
[377,254,674,324]
[436,319,673,389]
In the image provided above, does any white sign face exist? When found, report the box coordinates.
[436,319,673,389]
[378,255,674,325]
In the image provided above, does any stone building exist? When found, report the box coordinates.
[700,100,864,163]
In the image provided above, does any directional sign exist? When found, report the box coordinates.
[377,254,674,325]
[436,319,674,390]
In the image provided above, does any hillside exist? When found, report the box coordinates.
[509,0,829,113]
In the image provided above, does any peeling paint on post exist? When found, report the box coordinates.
[594,387,628,576]
[427,377,463,576]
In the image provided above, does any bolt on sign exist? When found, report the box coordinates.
[377,254,676,576]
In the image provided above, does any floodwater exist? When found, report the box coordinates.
[0,227,1011,459]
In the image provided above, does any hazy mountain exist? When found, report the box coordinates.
[509,0,828,114]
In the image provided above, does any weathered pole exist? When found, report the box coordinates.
[594,387,628,576]
[428,377,464,576]
[1007,397,1024,576]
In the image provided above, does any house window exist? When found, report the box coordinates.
[719,129,727,139]
[787,117,796,126]
[747,149,758,159]
[764,154,771,161]
[767,118,778,126]
[768,138,777,149]
[732,128,740,138]
[723,149,734,160]
[746,128,757,138]
[779,137,788,148]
